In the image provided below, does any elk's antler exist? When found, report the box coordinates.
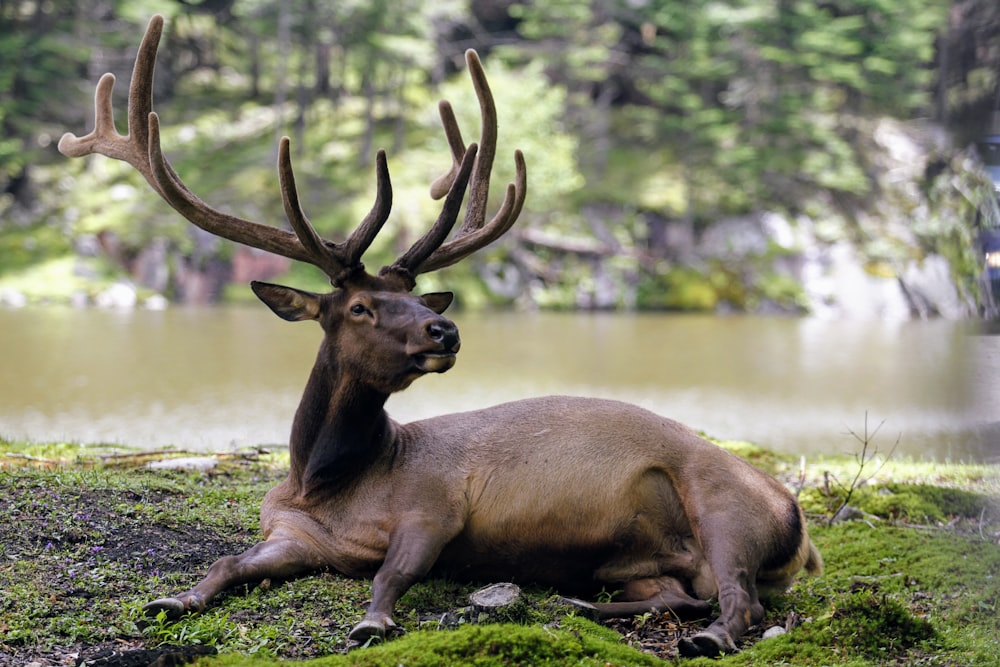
[387,50,527,278]
[59,15,523,289]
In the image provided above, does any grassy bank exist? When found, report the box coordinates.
[1,438,997,666]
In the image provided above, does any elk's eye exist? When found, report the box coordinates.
[350,303,368,316]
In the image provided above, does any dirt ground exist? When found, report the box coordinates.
[1,467,259,666]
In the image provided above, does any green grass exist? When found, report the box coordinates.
[1,437,997,665]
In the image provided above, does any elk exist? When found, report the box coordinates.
[60,15,821,658]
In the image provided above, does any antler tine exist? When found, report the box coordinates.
[425,50,497,233]
[277,140,393,284]
[460,50,499,237]
[391,49,527,278]
[428,100,468,200]
[384,144,478,283]
[418,148,526,273]
[276,137,339,274]
[59,13,374,283]
[340,149,393,275]
[145,113,314,263]
[58,15,163,190]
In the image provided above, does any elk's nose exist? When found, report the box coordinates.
[426,319,460,351]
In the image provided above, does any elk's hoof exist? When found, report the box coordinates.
[677,631,732,658]
[348,619,388,644]
[143,597,188,620]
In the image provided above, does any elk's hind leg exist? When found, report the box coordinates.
[144,536,321,619]
[592,576,712,619]
[677,496,808,657]
[677,567,763,657]
[672,528,771,658]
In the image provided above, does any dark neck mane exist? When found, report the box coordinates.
[288,352,395,496]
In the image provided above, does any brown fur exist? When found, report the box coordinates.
[144,279,822,658]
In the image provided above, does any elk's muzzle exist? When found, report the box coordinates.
[412,318,460,373]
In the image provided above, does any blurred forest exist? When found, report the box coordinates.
[1,0,999,315]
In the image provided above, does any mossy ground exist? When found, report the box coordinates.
[1,438,997,666]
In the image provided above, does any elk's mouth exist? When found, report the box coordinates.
[414,352,457,373]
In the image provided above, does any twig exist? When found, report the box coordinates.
[100,449,199,461]
[1,452,54,462]
[828,411,899,524]
[795,455,807,499]
[3,452,55,463]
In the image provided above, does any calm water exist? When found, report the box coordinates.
[0,306,996,462]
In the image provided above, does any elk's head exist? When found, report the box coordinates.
[58,15,525,395]
[250,275,460,394]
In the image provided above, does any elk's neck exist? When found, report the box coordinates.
[288,355,397,496]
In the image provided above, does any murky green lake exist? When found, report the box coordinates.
[0,307,995,461]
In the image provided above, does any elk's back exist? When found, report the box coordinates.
[396,396,803,590]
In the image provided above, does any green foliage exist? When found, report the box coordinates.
[0,5,88,183]
[639,265,721,311]
[202,617,663,667]
[800,477,995,524]
[0,220,73,277]
[1,0,993,310]
[716,439,796,475]
[634,260,806,313]
[756,271,808,310]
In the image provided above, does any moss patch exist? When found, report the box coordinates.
[799,479,995,525]
[247,617,665,667]
[826,586,936,658]
[859,483,989,522]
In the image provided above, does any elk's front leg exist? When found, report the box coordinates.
[144,537,320,619]
[348,519,453,642]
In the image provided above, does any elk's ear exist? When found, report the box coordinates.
[251,281,322,322]
[421,291,454,314]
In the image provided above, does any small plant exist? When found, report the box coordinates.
[823,412,898,523]
[594,587,622,604]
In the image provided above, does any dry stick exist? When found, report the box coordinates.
[828,411,900,524]
[795,455,807,500]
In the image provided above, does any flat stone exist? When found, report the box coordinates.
[469,582,521,611]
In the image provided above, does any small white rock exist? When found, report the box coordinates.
[762,625,787,640]
[144,294,169,310]
[0,289,27,308]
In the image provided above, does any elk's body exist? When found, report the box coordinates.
[60,15,820,657]
[264,395,813,599]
